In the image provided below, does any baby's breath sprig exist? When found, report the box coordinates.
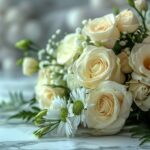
[113,25,148,54]
[38,29,61,63]
[37,29,69,90]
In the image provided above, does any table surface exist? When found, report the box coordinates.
[1,113,150,150]
[0,75,150,150]
[0,119,150,150]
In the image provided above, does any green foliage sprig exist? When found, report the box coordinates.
[9,98,40,122]
[130,125,150,145]
[0,92,27,112]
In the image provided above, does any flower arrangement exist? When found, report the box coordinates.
[12,0,150,145]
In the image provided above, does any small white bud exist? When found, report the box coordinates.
[46,56,50,60]
[38,49,45,60]
[59,69,64,74]
[82,20,87,25]
[135,0,148,12]
[46,44,51,51]
[82,42,87,48]
[75,28,81,34]
[51,60,56,65]
[119,41,126,46]
[39,61,50,69]
[23,57,38,76]
[56,29,61,34]
[52,34,56,39]
[48,39,52,43]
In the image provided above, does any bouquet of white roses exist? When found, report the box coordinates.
[13,0,150,145]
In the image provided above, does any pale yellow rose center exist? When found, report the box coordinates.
[42,89,55,107]
[96,94,114,117]
[122,11,131,18]
[88,58,108,78]
[89,21,110,32]
[144,57,150,70]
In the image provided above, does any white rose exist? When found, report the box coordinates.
[83,14,120,48]
[129,43,150,86]
[117,10,139,33]
[57,33,85,65]
[86,81,132,135]
[118,51,133,74]
[129,80,150,111]
[73,46,125,89]
[135,0,148,12]
[22,57,38,76]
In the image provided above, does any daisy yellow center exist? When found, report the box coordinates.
[144,57,150,70]
[60,107,68,122]
[73,100,84,115]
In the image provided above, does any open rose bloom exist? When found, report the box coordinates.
[16,0,150,141]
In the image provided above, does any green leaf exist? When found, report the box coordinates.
[9,98,40,122]
[130,124,150,146]
[127,0,135,7]
[113,40,122,55]
[16,58,23,66]
[10,109,40,122]
[113,7,120,15]
[0,92,26,112]
[15,39,33,51]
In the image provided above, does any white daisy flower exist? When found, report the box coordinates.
[46,96,73,137]
[69,88,88,129]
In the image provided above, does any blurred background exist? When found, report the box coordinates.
[0,0,149,100]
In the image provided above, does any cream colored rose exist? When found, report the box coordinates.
[37,86,56,109]
[73,46,125,89]
[129,80,150,111]
[35,67,65,109]
[117,10,139,33]
[135,0,148,11]
[36,85,65,109]
[57,33,85,65]
[86,81,132,135]
[83,14,120,48]
[22,57,38,76]
[129,44,150,86]
[143,34,150,43]
[118,51,133,74]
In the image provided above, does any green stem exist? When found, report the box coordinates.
[29,45,40,52]
[45,84,70,92]
[134,6,148,32]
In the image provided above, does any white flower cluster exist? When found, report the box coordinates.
[20,0,150,137]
